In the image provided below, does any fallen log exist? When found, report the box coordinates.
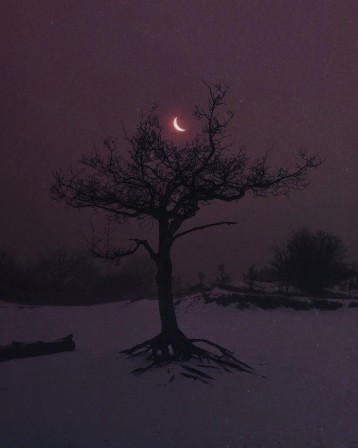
[0,334,75,362]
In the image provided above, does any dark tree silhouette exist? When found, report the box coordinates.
[243,264,260,291]
[272,227,349,293]
[52,83,321,378]
[270,242,293,294]
[217,263,231,287]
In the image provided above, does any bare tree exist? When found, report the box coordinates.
[52,83,321,377]
[198,271,206,287]
[243,264,260,291]
[217,263,231,288]
[270,243,293,294]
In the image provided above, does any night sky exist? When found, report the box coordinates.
[1,1,357,282]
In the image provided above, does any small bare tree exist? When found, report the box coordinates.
[243,264,260,291]
[52,83,321,377]
[270,243,293,294]
[217,263,231,288]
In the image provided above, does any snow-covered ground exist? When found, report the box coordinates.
[1,298,358,448]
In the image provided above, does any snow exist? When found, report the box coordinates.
[1,298,358,448]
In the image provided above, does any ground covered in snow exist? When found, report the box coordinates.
[1,298,358,448]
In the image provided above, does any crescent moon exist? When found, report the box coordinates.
[173,117,187,132]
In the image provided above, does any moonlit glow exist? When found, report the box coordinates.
[173,117,187,132]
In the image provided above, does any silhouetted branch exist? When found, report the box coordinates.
[85,220,141,263]
[173,221,237,241]
[90,241,141,263]
[129,238,157,261]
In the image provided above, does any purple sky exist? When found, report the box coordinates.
[1,1,357,282]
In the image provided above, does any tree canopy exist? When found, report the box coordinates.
[271,227,349,292]
[52,84,321,262]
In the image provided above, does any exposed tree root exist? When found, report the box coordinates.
[121,331,255,382]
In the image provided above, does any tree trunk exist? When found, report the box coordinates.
[153,220,189,358]
[154,247,190,360]
[122,228,254,375]
[156,250,179,336]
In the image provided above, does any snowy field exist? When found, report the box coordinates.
[1,297,358,448]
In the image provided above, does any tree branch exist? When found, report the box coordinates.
[85,220,142,263]
[90,241,141,262]
[173,221,237,242]
[129,239,158,261]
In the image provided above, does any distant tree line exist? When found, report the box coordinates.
[269,227,352,293]
[0,247,156,305]
[0,227,356,305]
[240,228,354,295]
